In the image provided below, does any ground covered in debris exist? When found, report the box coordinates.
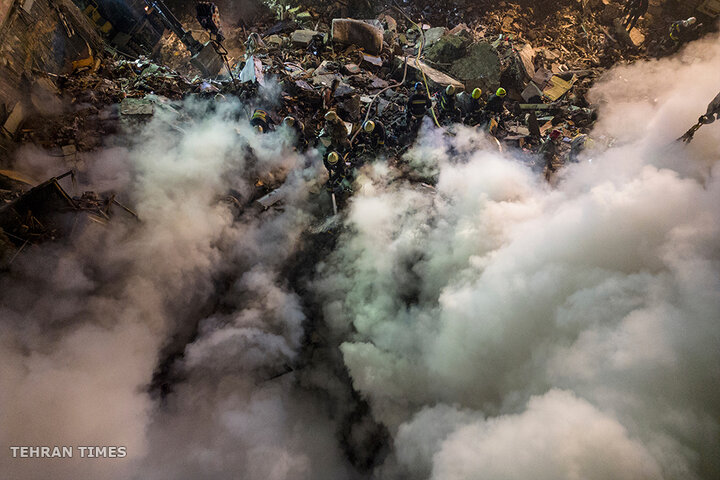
[2,0,720,479]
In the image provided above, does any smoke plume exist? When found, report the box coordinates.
[1,30,720,480]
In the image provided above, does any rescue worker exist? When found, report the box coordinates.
[250,109,273,133]
[700,91,720,125]
[485,87,507,115]
[464,88,485,125]
[359,120,386,151]
[569,134,594,163]
[438,85,461,123]
[669,17,698,46]
[539,129,562,178]
[196,2,224,41]
[283,116,306,150]
[622,0,648,31]
[324,151,346,186]
[406,82,432,129]
[323,110,350,150]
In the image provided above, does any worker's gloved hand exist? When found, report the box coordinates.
[700,114,715,125]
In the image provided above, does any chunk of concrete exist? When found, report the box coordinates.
[291,29,320,46]
[418,27,447,49]
[403,57,464,91]
[521,82,543,102]
[424,34,470,64]
[331,18,383,55]
[517,43,535,79]
[450,42,501,93]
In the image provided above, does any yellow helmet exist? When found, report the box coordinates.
[254,125,264,134]
[283,116,296,127]
[496,87,507,97]
[363,120,376,133]
[327,152,340,164]
[446,85,456,96]
[325,111,338,122]
[472,88,482,100]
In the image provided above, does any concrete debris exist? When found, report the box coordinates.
[331,18,384,55]
[403,57,464,91]
[0,0,705,251]
[419,27,448,48]
[424,33,471,64]
[450,42,502,93]
[291,29,321,46]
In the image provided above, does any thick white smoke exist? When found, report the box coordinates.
[316,33,720,480]
[1,29,719,480]
[0,95,356,479]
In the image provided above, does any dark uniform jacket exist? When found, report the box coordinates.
[250,110,273,131]
[408,93,431,117]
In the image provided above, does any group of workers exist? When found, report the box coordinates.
[248,74,720,206]
[621,0,701,50]
[247,80,511,200]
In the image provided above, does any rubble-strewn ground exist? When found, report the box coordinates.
[2,0,720,479]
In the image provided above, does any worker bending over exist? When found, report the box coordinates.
[438,85,461,123]
[464,88,486,125]
[324,151,346,185]
[283,116,306,150]
[250,109,273,133]
[485,87,507,114]
[669,17,698,46]
[323,110,350,151]
[359,120,386,151]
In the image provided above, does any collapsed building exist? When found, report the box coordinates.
[1,0,720,479]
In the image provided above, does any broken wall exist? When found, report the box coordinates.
[0,0,103,142]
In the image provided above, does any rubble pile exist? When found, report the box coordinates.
[0,0,717,258]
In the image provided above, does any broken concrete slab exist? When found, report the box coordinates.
[418,27,447,49]
[361,54,383,68]
[450,42,501,93]
[291,29,320,46]
[517,43,535,79]
[403,57,464,91]
[312,73,343,87]
[331,18,383,55]
[265,34,284,48]
[424,34,471,64]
